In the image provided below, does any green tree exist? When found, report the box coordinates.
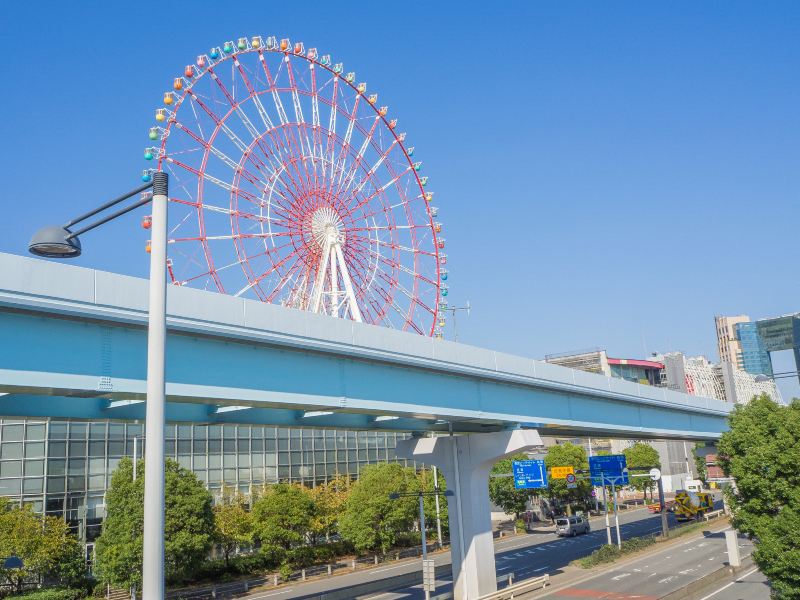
[717,394,800,598]
[0,502,85,592]
[310,475,351,542]
[252,483,315,552]
[213,487,254,567]
[545,443,590,515]
[339,463,419,554]
[488,453,531,520]
[693,442,708,484]
[95,457,215,589]
[623,442,660,499]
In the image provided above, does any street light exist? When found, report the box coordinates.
[29,172,169,599]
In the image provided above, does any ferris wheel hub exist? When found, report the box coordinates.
[310,206,345,248]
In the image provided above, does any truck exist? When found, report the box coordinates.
[674,490,714,521]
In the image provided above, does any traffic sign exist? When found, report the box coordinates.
[551,465,575,479]
[649,468,661,481]
[512,459,548,489]
[589,454,629,486]
[566,472,577,489]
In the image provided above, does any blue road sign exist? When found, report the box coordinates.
[513,459,548,489]
[589,454,629,486]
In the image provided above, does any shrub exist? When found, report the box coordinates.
[578,543,621,567]
[9,589,85,600]
[621,535,656,553]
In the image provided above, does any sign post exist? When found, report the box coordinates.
[601,478,612,545]
[589,455,629,549]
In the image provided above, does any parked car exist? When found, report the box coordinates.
[555,515,590,537]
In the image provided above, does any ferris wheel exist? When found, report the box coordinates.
[143,36,447,337]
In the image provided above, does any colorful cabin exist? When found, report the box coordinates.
[434,331,443,340]
[184,65,194,78]
[439,254,447,265]
[307,48,317,60]
[357,82,367,93]
[155,108,167,122]
[388,119,397,129]
[397,132,406,141]
[280,38,290,51]
[148,127,160,140]
[142,215,152,230]
[145,240,151,254]
[407,146,414,156]
[197,55,208,67]
[439,301,448,310]
[251,36,262,49]
[223,41,234,53]
[429,206,439,217]
[294,41,304,54]
[368,94,378,104]
[379,106,388,116]
[163,92,174,105]
[144,148,154,161]
[434,222,442,233]
[437,238,445,249]
[425,192,434,202]
[237,37,248,50]
[418,176,428,186]
[440,269,448,281]
[333,63,343,74]
[208,48,220,60]
[345,72,356,83]
[141,170,152,183]
[441,288,449,297]
[173,78,184,91]
[413,162,422,171]
[438,320,446,328]
[320,54,331,66]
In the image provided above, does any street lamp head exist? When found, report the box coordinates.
[28,226,82,258]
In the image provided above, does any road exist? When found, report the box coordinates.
[361,510,719,600]
[540,527,753,600]
[697,567,770,600]
[240,506,687,599]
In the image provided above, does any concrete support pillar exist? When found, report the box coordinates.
[395,429,542,600]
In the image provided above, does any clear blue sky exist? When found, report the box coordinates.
[2,2,798,395]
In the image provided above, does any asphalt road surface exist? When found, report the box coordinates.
[696,567,770,600]
[241,507,677,599]
[541,527,753,600]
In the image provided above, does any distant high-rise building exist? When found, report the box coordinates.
[735,321,773,377]
[715,315,750,366]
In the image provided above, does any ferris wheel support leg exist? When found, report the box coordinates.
[334,242,362,323]
[330,241,339,318]
[310,238,332,315]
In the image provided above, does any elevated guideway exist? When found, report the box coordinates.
[0,251,734,599]
[0,252,730,439]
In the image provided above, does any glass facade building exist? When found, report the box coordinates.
[735,322,773,377]
[0,418,409,544]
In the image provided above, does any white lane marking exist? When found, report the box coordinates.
[612,573,631,581]
[532,566,549,572]
[697,567,760,600]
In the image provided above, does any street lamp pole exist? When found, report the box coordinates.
[29,171,169,598]
[142,172,168,599]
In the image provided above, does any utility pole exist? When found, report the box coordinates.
[432,465,443,548]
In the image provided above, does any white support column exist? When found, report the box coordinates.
[395,429,543,600]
